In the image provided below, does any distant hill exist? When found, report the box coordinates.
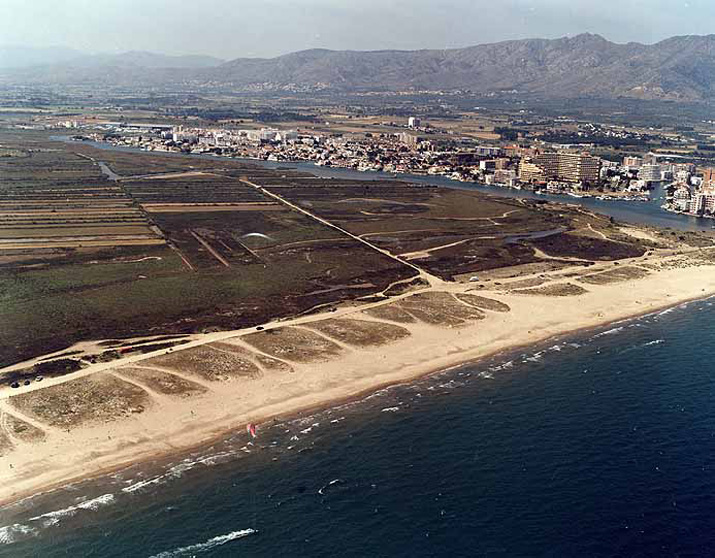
[0,46,83,69]
[213,34,715,101]
[3,34,715,101]
[71,51,225,69]
[0,47,223,70]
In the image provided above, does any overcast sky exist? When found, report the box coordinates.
[0,0,711,59]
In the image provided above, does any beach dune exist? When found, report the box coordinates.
[1,247,715,505]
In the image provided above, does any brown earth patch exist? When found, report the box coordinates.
[144,346,262,382]
[303,318,411,347]
[0,431,12,456]
[9,373,150,428]
[4,413,46,443]
[118,367,208,398]
[395,292,486,327]
[210,339,294,373]
[243,327,345,363]
[362,305,418,324]
[578,266,651,285]
[513,283,589,297]
[499,277,546,289]
[254,353,294,373]
[207,341,257,359]
[530,232,646,261]
[456,294,511,312]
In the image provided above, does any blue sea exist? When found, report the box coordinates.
[2,299,715,557]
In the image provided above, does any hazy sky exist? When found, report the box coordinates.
[0,0,711,59]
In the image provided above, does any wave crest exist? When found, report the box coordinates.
[148,528,257,557]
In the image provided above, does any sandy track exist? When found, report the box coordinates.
[238,177,443,285]
[1,245,715,503]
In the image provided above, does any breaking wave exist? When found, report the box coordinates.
[28,493,115,527]
[594,326,625,338]
[0,523,36,545]
[147,528,257,557]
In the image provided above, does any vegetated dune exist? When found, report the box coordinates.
[303,318,411,347]
[455,294,511,313]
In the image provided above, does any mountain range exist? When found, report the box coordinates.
[0,47,224,70]
[3,34,715,101]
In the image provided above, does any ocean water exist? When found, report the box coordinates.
[3,299,715,557]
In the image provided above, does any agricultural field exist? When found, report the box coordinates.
[0,132,415,367]
[0,127,655,369]
[0,141,161,251]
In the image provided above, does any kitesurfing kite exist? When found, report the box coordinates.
[246,423,257,438]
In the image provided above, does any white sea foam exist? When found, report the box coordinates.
[438,379,464,389]
[489,360,513,372]
[524,351,544,362]
[28,493,115,527]
[196,450,236,466]
[644,339,665,347]
[122,475,167,494]
[167,459,201,477]
[0,523,36,545]
[656,307,676,317]
[594,326,625,338]
[318,479,343,495]
[147,528,257,557]
[381,406,400,413]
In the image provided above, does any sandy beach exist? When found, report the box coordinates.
[2,246,715,506]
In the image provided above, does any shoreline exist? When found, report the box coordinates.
[3,251,715,507]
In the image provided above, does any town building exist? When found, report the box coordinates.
[672,186,691,212]
[690,192,715,215]
[702,168,715,187]
[639,164,663,183]
[623,156,643,168]
[474,146,503,157]
[399,132,420,146]
[518,158,546,183]
[524,152,601,185]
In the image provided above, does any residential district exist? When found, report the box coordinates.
[60,116,715,218]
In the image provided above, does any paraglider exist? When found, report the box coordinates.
[246,423,257,438]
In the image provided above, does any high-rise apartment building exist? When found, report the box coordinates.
[523,152,601,184]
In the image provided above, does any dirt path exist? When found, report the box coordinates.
[190,230,230,268]
[587,223,610,240]
[400,236,493,260]
[0,245,704,402]
[237,176,444,285]
[359,229,451,238]
[0,277,448,400]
